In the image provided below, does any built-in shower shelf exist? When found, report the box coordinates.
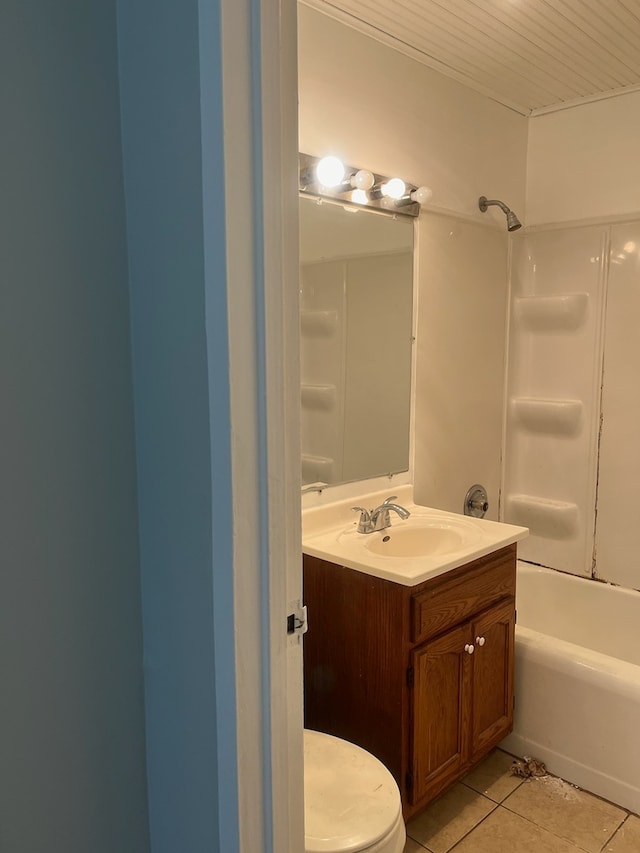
[301,454,334,483]
[515,293,588,331]
[506,494,579,540]
[301,384,337,411]
[300,310,338,337]
[510,397,583,435]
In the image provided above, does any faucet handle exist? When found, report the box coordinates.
[382,495,398,505]
[352,506,371,520]
[352,506,372,533]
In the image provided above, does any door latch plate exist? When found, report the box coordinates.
[287,603,308,639]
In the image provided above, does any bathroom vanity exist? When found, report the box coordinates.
[302,487,527,820]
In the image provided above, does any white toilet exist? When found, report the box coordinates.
[304,729,406,853]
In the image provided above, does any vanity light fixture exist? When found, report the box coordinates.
[315,155,345,188]
[351,169,375,190]
[299,152,432,217]
[380,178,406,200]
[411,185,433,204]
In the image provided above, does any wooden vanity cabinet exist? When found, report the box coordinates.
[303,544,516,820]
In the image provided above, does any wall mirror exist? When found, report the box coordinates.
[299,194,414,487]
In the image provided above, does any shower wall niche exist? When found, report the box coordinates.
[503,226,608,576]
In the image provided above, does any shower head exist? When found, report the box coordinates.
[478,196,522,232]
[506,209,522,232]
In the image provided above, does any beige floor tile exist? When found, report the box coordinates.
[404,838,428,853]
[604,815,640,853]
[406,783,496,853]
[462,749,525,803]
[452,806,586,853]
[503,776,626,853]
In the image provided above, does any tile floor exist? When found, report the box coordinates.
[404,750,640,853]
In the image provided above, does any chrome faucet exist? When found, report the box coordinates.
[351,496,411,534]
[371,496,411,531]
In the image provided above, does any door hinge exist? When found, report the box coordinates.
[287,603,308,638]
[406,666,414,689]
[515,609,517,624]
[405,771,413,792]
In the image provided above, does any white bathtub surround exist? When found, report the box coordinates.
[502,562,640,814]
[595,222,640,591]
[503,219,640,594]
[503,225,607,577]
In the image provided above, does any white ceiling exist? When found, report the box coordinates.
[301,0,640,115]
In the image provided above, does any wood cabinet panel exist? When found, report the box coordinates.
[410,624,471,804]
[411,548,515,645]
[303,555,406,781]
[470,599,515,761]
[302,545,517,821]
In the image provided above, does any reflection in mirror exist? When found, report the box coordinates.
[299,195,414,487]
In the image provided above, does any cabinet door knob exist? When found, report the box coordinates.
[475,636,486,646]
[464,643,475,655]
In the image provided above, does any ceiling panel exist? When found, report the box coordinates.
[301,0,640,114]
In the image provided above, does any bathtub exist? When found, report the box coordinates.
[502,561,640,814]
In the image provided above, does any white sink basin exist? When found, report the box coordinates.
[302,485,529,586]
[363,519,481,558]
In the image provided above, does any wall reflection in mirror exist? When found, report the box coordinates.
[299,195,414,487]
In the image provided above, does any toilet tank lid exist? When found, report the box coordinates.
[304,729,402,853]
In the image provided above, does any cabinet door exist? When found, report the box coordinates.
[410,623,472,804]
[470,599,515,761]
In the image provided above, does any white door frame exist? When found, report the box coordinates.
[219,0,303,850]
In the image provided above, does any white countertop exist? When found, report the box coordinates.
[302,485,529,587]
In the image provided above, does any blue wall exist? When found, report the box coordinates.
[118,1,239,850]
[0,2,150,852]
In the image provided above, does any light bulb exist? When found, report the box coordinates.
[411,185,433,204]
[351,169,374,190]
[352,189,368,204]
[380,178,406,200]
[315,156,345,188]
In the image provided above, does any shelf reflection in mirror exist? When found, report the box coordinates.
[299,194,414,487]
